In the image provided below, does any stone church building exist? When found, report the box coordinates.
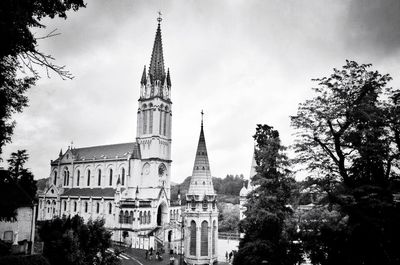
[37,16,182,251]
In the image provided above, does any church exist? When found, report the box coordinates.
[37,15,183,251]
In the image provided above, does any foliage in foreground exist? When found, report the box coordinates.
[291,60,400,265]
[234,124,302,265]
[38,215,120,265]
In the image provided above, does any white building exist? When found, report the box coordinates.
[37,16,182,251]
[184,117,219,265]
[239,150,257,221]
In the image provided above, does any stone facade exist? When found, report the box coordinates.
[37,18,182,251]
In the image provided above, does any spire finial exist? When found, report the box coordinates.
[157,11,162,23]
[201,110,204,127]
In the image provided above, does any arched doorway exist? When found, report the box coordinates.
[157,202,167,226]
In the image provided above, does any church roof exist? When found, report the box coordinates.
[187,119,215,199]
[53,142,141,163]
[149,21,165,84]
[61,188,117,198]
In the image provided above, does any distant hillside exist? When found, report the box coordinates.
[36,177,49,193]
[171,174,246,204]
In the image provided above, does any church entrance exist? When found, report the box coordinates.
[157,202,167,226]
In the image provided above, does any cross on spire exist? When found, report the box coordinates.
[201,110,204,127]
[157,11,162,23]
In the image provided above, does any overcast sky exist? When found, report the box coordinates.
[2,0,400,183]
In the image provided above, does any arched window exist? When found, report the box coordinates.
[143,211,147,225]
[87,170,91,186]
[67,170,70,186]
[170,210,172,220]
[124,211,129,224]
[119,210,123,223]
[129,211,133,224]
[64,201,67,211]
[121,168,125,186]
[74,202,77,212]
[139,212,143,224]
[109,169,113,186]
[85,202,88,213]
[148,210,151,224]
[76,170,80,186]
[96,203,100,213]
[53,171,57,185]
[149,104,153,134]
[163,108,168,136]
[212,220,216,255]
[201,221,208,256]
[108,203,112,214]
[63,170,67,186]
[143,105,148,134]
[190,221,196,256]
[98,169,101,186]
[159,105,163,134]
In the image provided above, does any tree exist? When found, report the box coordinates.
[38,215,120,265]
[291,60,400,265]
[0,0,86,158]
[7,149,36,200]
[234,124,302,265]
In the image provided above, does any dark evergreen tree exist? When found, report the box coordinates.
[7,149,36,200]
[234,124,302,265]
[291,60,400,265]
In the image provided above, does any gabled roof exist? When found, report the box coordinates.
[61,188,117,198]
[53,142,141,163]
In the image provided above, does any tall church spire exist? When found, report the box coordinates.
[148,15,165,84]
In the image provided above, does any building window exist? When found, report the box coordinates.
[96,203,100,213]
[201,221,208,256]
[143,105,148,134]
[3,231,13,242]
[87,170,91,186]
[74,202,77,212]
[129,211,133,224]
[108,203,112,214]
[163,109,168,136]
[64,201,67,211]
[202,199,208,210]
[149,104,153,134]
[121,168,125,186]
[98,169,101,186]
[124,211,129,224]
[67,170,70,186]
[191,198,196,210]
[190,221,196,256]
[85,202,88,213]
[53,171,57,185]
[109,169,113,186]
[147,210,151,224]
[212,220,216,255]
[119,210,123,223]
[143,211,147,224]
[159,105,163,135]
[139,212,143,224]
[76,170,80,186]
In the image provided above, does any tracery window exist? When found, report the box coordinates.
[109,169,113,186]
[76,170,80,186]
[121,168,125,186]
[87,170,91,186]
[201,221,208,256]
[98,169,101,186]
[190,221,196,256]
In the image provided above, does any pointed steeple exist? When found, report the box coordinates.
[166,68,171,87]
[149,17,165,84]
[59,149,63,157]
[141,65,147,85]
[187,111,215,198]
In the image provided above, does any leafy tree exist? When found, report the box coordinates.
[291,60,400,265]
[234,124,302,265]
[7,149,36,200]
[38,215,120,265]
[0,0,86,158]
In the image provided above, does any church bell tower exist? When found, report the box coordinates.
[136,15,172,197]
[184,113,218,265]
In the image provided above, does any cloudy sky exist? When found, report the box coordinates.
[2,0,400,183]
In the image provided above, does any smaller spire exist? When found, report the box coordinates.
[59,149,63,157]
[201,110,204,128]
[116,176,121,185]
[166,68,171,87]
[141,65,147,85]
